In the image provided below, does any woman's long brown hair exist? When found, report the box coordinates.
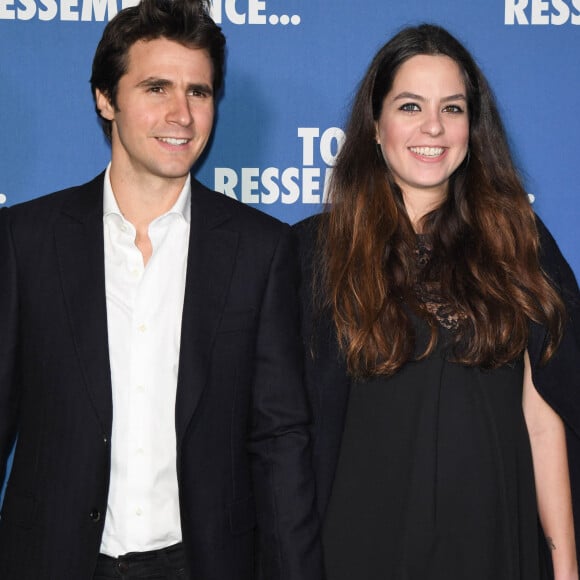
[319,24,565,378]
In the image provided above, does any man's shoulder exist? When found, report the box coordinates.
[292,212,324,240]
[3,173,104,223]
[291,212,325,261]
[192,178,288,235]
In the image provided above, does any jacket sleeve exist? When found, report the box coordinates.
[0,207,20,489]
[248,224,323,580]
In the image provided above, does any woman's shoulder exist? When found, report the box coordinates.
[534,214,579,306]
[530,214,580,435]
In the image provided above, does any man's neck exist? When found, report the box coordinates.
[109,167,187,230]
[108,165,189,266]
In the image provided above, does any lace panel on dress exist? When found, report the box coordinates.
[414,235,464,333]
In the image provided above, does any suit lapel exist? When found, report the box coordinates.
[55,173,113,436]
[175,180,239,443]
[53,175,239,442]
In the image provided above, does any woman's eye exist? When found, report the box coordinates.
[444,104,464,114]
[400,103,420,112]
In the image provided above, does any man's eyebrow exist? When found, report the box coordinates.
[187,83,213,96]
[135,77,213,96]
[136,77,173,88]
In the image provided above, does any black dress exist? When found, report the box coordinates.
[322,240,551,580]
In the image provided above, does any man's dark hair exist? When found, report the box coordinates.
[90,0,225,141]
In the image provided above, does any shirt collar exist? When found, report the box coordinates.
[102,163,192,224]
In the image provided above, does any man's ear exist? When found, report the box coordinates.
[95,89,115,121]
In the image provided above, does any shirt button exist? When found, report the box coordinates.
[89,509,101,522]
[136,507,143,516]
[138,324,147,333]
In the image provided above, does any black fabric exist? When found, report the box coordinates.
[0,174,323,580]
[322,321,549,580]
[94,543,187,579]
[294,213,579,577]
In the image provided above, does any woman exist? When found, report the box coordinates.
[295,24,580,580]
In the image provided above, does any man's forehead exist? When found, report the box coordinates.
[128,37,209,57]
[123,38,213,78]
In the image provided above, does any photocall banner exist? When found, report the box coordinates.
[1,0,579,277]
[1,0,579,502]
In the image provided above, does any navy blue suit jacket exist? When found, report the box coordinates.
[0,173,322,580]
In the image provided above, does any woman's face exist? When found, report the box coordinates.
[375,54,469,206]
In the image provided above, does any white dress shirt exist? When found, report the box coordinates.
[100,165,190,557]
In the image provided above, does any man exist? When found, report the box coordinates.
[0,1,322,578]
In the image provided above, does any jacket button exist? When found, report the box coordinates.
[89,509,101,522]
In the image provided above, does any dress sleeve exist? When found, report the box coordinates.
[531,216,580,559]
[528,216,580,435]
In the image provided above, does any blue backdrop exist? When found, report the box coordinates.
[1,0,579,494]
[1,0,579,277]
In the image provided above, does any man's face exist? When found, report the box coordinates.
[96,37,215,189]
